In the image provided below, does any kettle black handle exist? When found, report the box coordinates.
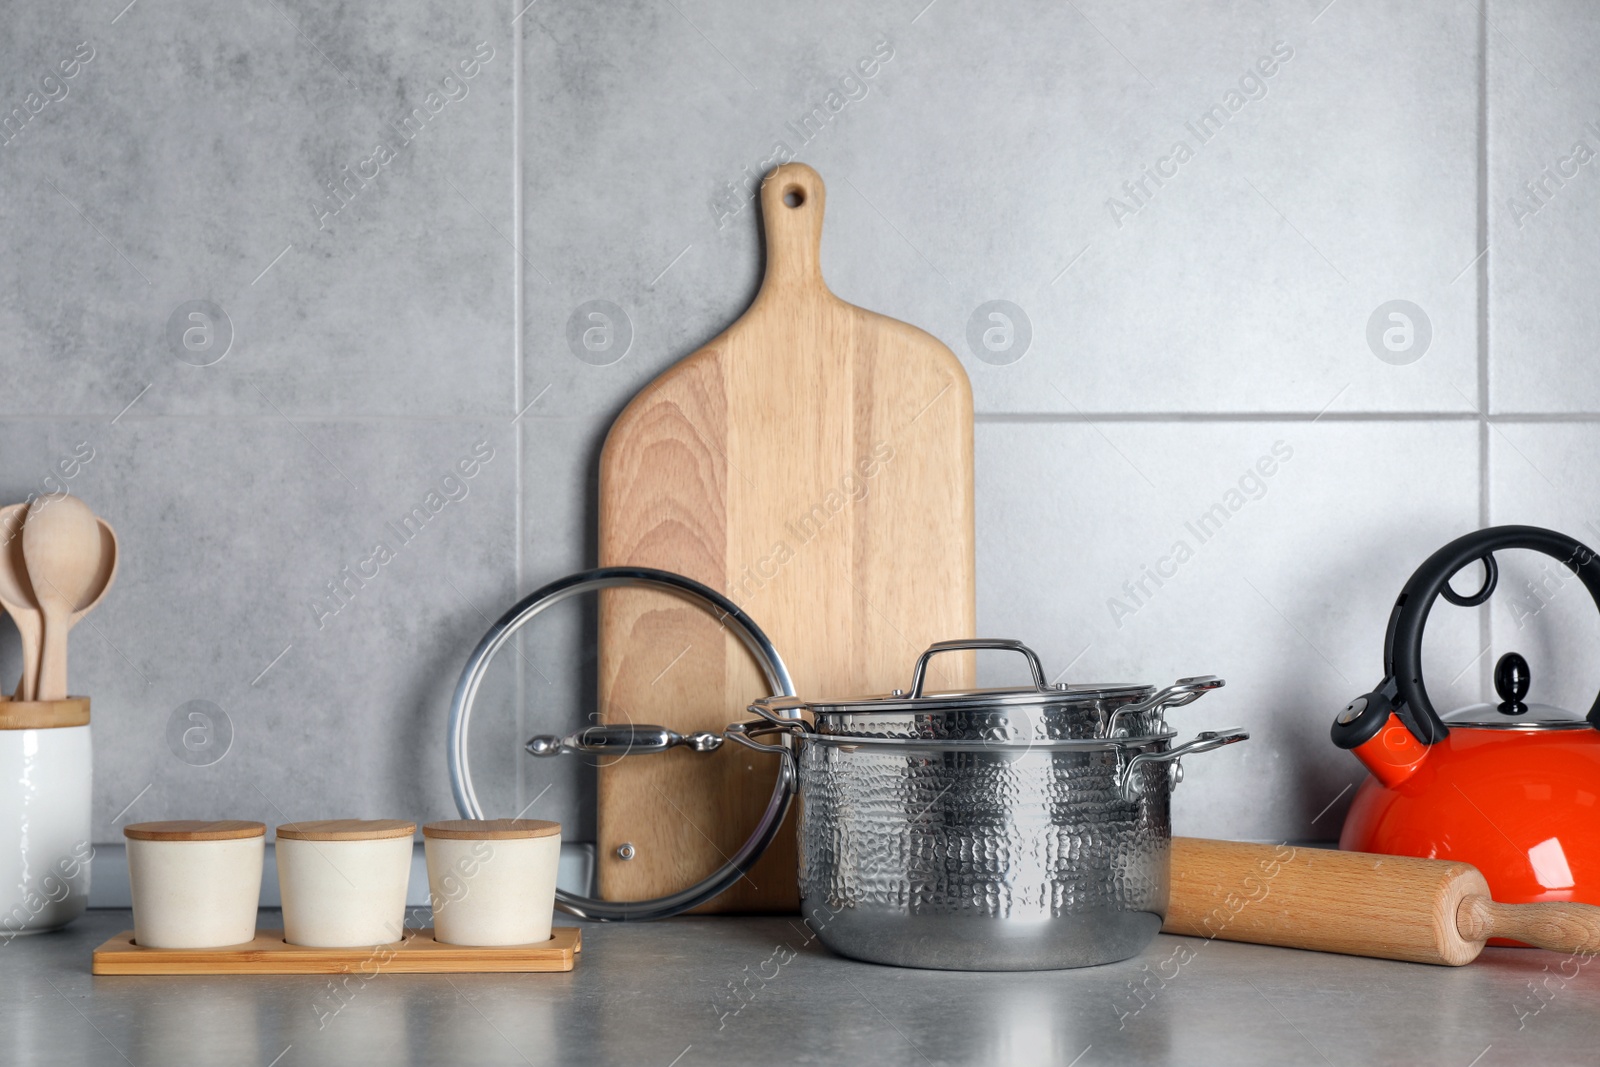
[1384,525,1600,743]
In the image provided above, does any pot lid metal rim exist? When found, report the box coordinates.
[797,729,1180,751]
[800,682,1156,714]
[1441,700,1593,729]
[1435,719,1595,731]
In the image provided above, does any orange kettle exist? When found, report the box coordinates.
[1332,526,1600,906]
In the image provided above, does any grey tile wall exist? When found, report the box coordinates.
[0,1,1594,852]
[1487,0,1600,413]
[977,420,1483,840]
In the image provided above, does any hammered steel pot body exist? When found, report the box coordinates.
[727,639,1247,969]
[811,696,1166,744]
[795,737,1174,970]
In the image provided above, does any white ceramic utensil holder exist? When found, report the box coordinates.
[125,821,265,949]
[276,820,415,948]
[0,698,91,936]
[423,820,561,946]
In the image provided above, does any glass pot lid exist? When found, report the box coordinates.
[447,566,796,922]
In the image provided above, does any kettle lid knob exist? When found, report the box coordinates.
[1494,652,1530,715]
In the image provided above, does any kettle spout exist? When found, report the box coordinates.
[1332,691,1430,788]
[1351,712,1430,787]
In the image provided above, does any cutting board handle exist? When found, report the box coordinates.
[758,162,827,295]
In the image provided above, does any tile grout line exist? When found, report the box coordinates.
[512,4,524,429]
[512,0,527,821]
[1477,0,1492,691]
[1477,0,1490,428]
[6,410,1600,425]
[0,414,545,424]
[974,412,1600,424]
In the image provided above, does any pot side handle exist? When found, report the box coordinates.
[1104,675,1225,736]
[726,719,801,778]
[1119,728,1249,803]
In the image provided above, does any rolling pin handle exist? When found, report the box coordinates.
[1457,894,1600,955]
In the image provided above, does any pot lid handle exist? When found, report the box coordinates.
[908,638,1050,698]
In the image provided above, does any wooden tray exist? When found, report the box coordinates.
[91,927,580,975]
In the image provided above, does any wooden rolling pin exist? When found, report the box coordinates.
[1164,837,1600,965]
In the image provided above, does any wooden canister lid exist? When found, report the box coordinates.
[423,819,561,840]
[276,819,416,841]
[0,697,90,730]
[124,821,266,841]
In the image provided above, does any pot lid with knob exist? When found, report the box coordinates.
[759,638,1225,741]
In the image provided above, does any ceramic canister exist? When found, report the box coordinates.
[423,820,561,946]
[0,698,91,936]
[276,820,415,947]
[124,821,265,948]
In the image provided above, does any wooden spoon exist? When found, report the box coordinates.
[72,519,118,628]
[23,495,114,702]
[0,504,43,701]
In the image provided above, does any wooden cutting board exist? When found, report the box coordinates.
[596,163,976,912]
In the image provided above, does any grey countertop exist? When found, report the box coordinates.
[4,908,1598,1066]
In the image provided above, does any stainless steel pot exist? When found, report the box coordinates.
[727,639,1248,971]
